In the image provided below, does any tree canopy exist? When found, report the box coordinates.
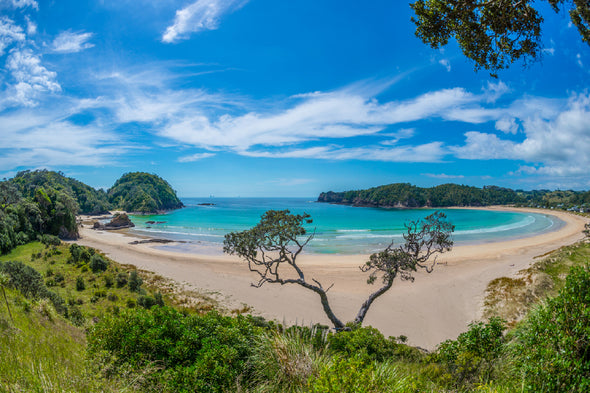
[318,182,590,209]
[108,172,184,213]
[410,0,590,76]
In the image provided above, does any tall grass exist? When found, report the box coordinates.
[0,287,123,392]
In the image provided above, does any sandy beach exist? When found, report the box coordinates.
[75,207,589,349]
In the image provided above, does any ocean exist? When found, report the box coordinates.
[128,197,563,255]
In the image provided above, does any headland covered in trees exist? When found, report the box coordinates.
[0,170,183,254]
[318,183,590,210]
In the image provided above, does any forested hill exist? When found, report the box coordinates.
[11,170,111,215]
[0,170,183,253]
[318,183,590,209]
[107,172,184,213]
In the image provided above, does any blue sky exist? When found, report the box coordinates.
[0,0,589,197]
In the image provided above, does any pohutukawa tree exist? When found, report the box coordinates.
[223,210,454,330]
[410,0,590,76]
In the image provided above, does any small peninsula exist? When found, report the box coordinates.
[108,172,184,213]
[318,183,590,210]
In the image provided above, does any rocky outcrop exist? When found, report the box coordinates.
[93,213,135,230]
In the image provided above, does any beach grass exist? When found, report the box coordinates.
[483,238,590,324]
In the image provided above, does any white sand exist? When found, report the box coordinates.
[74,207,589,349]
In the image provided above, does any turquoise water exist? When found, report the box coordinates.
[128,198,562,255]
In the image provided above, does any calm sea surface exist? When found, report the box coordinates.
[128,197,563,255]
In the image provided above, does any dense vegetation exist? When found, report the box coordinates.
[10,170,111,215]
[0,176,80,253]
[0,170,184,255]
[2,232,590,391]
[319,183,590,210]
[108,172,184,213]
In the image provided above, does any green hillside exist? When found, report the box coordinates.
[11,170,111,215]
[319,183,590,209]
[108,172,184,213]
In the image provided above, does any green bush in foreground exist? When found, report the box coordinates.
[307,354,418,393]
[87,306,262,392]
[509,264,590,392]
[427,317,506,390]
[328,325,422,363]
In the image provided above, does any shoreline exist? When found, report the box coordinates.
[74,207,589,350]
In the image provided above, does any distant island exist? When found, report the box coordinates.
[318,183,590,211]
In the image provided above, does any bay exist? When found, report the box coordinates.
[128,197,563,255]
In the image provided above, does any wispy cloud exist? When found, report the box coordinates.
[3,48,61,107]
[0,109,127,169]
[423,173,465,179]
[178,152,215,162]
[0,0,38,10]
[162,0,248,43]
[50,30,94,53]
[439,58,451,72]
[0,16,26,55]
[240,143,446,163]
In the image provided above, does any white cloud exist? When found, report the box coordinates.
[453,93,590,176]
[157,87,484,153]
[51,30,94,53]
[439,58,451,72]
[495,117,519,134]
[4,48,61,106]
[577,53,583,68]
[240,142,446,163]
[0,109,128,169]
[423,173,465,179]
[25,16,36,35]
[162,0,248,43]
[0,17,25,55]
[0,0,38,9]
[178,152,215,162]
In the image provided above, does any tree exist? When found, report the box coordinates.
[223,210,454,330]
[410,0,590,76]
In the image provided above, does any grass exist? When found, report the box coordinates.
[0,241,220,322]
[483,238,590,324]
[0,286,124,392]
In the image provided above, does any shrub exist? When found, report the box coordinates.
[509,265,590,392]
[115,272,128,288]
[307,354,415,393]
[249,330,329,392]
[0,260,46,298]
[128,270,142,292]
[328,326,422,362]
[40,234,61,247]
[87,307,261,392]
[154,291,164,307]
[69,305,85,326]
[89,254,108,273]
[76,276,85,291]
[431,317,506,389]
[107,292,118,302]
[0,260,66,315]
[137,295,156,309]
[104,274,114,288]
